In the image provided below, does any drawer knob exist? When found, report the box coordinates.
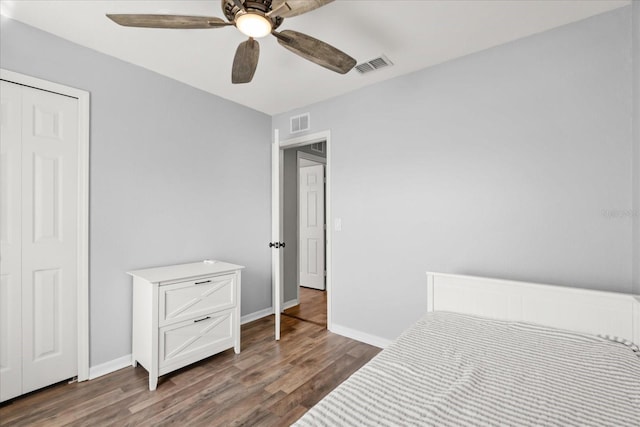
[194,316,211,323]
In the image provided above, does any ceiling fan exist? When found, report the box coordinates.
[106,0,356,84]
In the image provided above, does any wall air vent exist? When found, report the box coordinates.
[290,112,310,134]
[310,142,325,154]
[355,55,394,74]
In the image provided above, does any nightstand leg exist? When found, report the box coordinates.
[234,303,241,354]
[149,375,158,391]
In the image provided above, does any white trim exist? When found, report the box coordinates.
[294,150,300,304]
[280,130,329,149]
[89,354,132,380]
[282,299,299,310]
[0,69,90,382]
[279,130,333,330]
[282,150,327,308]
[278,143,285,321]
[94,300,312,380]
[239,301,298,326]
[330,323,392,349]
[91,309,390,380]
[272,129,281,340]
[241,307,274,325]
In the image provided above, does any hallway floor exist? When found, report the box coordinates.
[283,287,327,328]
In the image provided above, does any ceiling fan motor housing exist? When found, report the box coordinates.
[222,0,284,30]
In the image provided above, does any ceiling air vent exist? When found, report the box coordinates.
[290,113,310,134]
[355,55,394,74]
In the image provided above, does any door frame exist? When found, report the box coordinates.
[1,69,90,382]
[273,130,332,335]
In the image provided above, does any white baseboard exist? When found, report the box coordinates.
[282,299,299,310]
[241,307,273,325]
[240,301,300,325]
[89,354,132,380]
[330,323,392,349]
[87,304,305,381]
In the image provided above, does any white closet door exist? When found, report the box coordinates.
[0,81,24,402]
[20,85,78,393]
[299,164,325,290]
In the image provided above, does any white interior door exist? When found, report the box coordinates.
[0,81,79,399]
[272,130,281,340]
[299,164,325,290]
[21,85,79,393]
[0,81,24,402]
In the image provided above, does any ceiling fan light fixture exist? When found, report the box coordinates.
[235,12,272,38]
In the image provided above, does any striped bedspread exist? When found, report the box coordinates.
[294,312,640,426]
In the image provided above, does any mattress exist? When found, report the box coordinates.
[293,312,640,426]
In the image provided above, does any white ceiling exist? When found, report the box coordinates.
[0,0,629,115]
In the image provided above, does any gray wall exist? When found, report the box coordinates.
[1,17,272,366]
[282,146,326,303]
[273,7,635,341]
[633,1,640,294]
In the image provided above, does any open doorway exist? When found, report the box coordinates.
[281,142,327,328]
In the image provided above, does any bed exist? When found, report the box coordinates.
[294,273,640,426]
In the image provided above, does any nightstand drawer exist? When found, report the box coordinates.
[159,274,236,326]
[159,310,234,371]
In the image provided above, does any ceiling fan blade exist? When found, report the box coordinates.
[270,0,333,18]
[232,38,260,84]
[232,0,246,12]
[106,14,231,29]
[273,30,356,74]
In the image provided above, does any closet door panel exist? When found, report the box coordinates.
[21,86,78,393]
[0,81,23,402]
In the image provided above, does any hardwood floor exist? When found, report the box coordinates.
[283,287,327,327]
[0,315,379,427]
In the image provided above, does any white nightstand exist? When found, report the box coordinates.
[128,261,244,390]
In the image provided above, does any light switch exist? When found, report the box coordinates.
[334,218,342,231]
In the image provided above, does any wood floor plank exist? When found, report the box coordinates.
[31,387,140,427]
[275,404,310,426]
[268,348,373,418]
[116,369,243,426]
[192,386,275,427]
[264,339,357,394]
[234,408,282,427]
[0,290,380,427]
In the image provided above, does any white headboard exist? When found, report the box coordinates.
[426,272,640,345]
